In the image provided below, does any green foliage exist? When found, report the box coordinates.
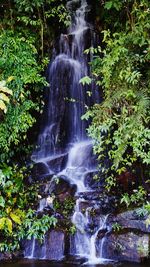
[120,186,147,207]
[79,76,92,86]
[19,211,57,243]
[104,0,123,11]
[0,31,48,161]
[69,224,76,235]
[134,207,149,220]
[0,0,70,162]
[0,165,57,252]
[0,79,13,114]
[144,202,150,213]
[54,196,75,218]
[112,222,122,232]
[83,0,150,192]
[0,0,70,57]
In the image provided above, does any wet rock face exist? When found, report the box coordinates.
[114,209,150,233]
[32,162,52,180]
[84,171,100,189]
[0,253,12,260]
[32,153,68,181]
[104,233,150,263]
[79,192,117,214]
[103,208,150,263]
[46,153,68,173]
[24,230,65,261]
[52,176,77,200]
[45,230,65,260]
[66,0,81,11]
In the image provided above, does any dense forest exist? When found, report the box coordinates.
[0,0,150,260]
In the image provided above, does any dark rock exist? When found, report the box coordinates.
[0,252,12,261]
[114,209,150,234]
[46,153,68,173]
[45,230,65,260]
[84,170,104,189]
[37,206,54,217]
[32,162,53,180]
[65,255,87,265]
[52,176,77,199]
[78,192,117,214]
[97,228,107,238]
[32,153,68,181]
[12,251,23,259]
[79,190,103,201]
[104,232,150,263]
[66,0,81,12]
[38,180,54,196]
[24,230,65,261]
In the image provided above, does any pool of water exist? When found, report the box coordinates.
[0,260,150,267]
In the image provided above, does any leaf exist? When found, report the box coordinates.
[0,218,6,230]
[104,1,113,10]
[6,218,12,233]
[0,87,13,95]
[0,217,12,233]
[86,91,92,97]
[10,212,21,225]
[0,81,6,87]
[0,93,10,103]
[7,76,14,83]
[79,76,92,85]
[0,100,7,113]
[6,207,11,214]
[145,216,150,228]
[0,196,5,208]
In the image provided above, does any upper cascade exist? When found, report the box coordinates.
[32,0,99,161]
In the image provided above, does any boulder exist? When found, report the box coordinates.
[24,230,65,261]
[46,153,68,173]
[45,230,65,260]
[103,208,150,262]
[52,176,77,200]
[108,209,150,234]
[0,252,12,261]
[32,162,53,180]
[104,232,150,263]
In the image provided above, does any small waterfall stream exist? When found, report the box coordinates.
[71,193,110,264]
[27,0,111,264]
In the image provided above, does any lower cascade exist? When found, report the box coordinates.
[71,197,110,264]
[25,141,112,264]
[25,0,111,264]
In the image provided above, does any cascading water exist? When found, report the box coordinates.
[32,0,99,162]
[27,0,111,264]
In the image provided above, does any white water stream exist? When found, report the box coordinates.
[26,0,111,264]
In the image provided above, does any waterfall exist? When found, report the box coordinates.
[25,199,47,259]
[71,198,110,264]
[28,0,111,264]
[32,0,99,162]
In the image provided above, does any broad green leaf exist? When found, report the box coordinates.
[0,93,10,103]
[0,100,7,112]
[6,218,12,233]
[0,86,12,95]
[104,1,113,10]
[0,81,6,87]
[7,76,14,83]
[79,76,92,85]
[0,218,6,230]
[10,212,21,225]
[0,196,5,208]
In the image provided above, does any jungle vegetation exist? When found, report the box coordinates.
[0,0,150,253]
